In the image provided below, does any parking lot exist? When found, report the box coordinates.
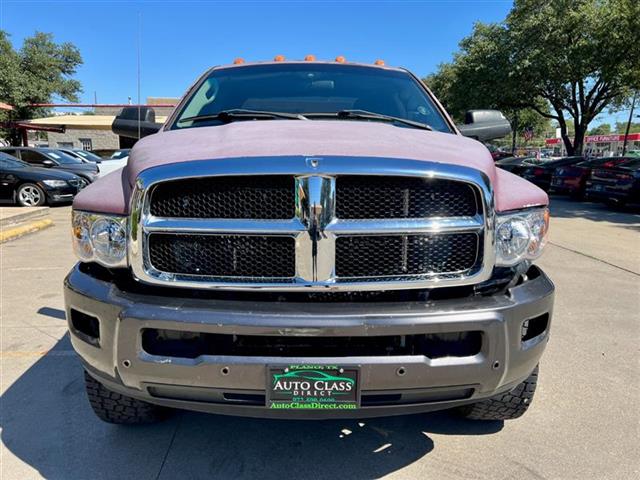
[0,198,638,480]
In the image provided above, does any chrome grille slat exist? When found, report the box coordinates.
[129,157,495,291]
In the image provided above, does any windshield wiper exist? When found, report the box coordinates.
[178,109,308,124]
[305,110,433,131]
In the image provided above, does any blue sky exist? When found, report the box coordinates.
[0,1,628,127]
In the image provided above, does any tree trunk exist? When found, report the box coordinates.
[572,123,585,156]
[557,115,575,156]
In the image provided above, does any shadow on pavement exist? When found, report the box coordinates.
[36,307,66,320]
[1,335,502,480]
[549,196,640,232]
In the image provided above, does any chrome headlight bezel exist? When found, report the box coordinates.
[72,210,128,268]
[495,207,549,267]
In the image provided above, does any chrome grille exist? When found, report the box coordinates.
[148,234,295,278]
[335,233,479,278]
[130,157,494,291]
[336,176,478,219]
[149,175,295,219]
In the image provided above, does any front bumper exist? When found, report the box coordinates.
[42,184,78,203]
[64,264,554,419]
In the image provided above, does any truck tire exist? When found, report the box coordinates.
[457,365,538,421]
[84,370,170,424]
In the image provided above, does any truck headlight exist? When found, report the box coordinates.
[495,208,549,266]
[72,211,128,267]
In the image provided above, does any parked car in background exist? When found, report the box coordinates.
[495,156,544,175]
[96,149,131,177]
[486,144,512,161]
[519,156,585,191]
[0,147,99,187]
[586,158,640,207]
[550,157,631,199]
[110,149,131,161]
[58,148,104,164]
[0,152,82,206]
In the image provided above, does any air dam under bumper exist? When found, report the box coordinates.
[64,264,554,419]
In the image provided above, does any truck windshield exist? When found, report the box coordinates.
[171,63,452,133]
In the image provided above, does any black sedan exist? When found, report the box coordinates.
[0,147,99,187]
[586,158,640,207]
[519,156,585,191]
[495,156,545,175]
[0,152,83,206]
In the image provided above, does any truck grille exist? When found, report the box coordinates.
[132,158,491,291]
[149,176,295,219]
[336,176,478,219]
[148,234,295,278]
[336,233,479,278]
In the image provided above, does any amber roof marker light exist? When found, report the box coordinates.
[233,58,245,65]
[374,59,385,66]
[274,54,286,62]
[304,54,316,61]
[335,56,346,63]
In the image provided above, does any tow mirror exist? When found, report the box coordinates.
[458,110,512,141]
[112,106,162,139]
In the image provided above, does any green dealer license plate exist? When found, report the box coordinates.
[267,365,360,410]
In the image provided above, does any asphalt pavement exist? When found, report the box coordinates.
[1,198,639,479]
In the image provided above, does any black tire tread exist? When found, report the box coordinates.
[459,365,538,421]
[84,370,169,425]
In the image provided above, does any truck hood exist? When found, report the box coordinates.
[126,120,496,185]
[74,120,548,214]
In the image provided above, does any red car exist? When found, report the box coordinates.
[550,157,630,199]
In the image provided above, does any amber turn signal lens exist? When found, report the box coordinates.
[335,55,346,63]
[304,54,316,61]
[374,59,385,66]
[274,55,285,62]
[233,58,244,65]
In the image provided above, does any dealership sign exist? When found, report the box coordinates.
[546,133,640,145]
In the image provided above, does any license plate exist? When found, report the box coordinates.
[267,364,360,410]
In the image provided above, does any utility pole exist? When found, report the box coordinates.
[622,92,636,156]
[511,111,518,155]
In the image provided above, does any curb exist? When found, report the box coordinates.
[0,218,54,243]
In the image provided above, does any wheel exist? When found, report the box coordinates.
[457,365,538,421]
[16,183,46,207]
[84,370,170,424]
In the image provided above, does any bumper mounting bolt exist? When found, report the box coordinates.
[122,359,131,368]
[492,361,500,370]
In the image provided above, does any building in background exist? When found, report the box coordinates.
[21,97,177,154]
[545,133,640,158]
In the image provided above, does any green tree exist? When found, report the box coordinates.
[588,123,612,135]
[0,30,82,145]
[614,121,640,134]
[425,0,640,155]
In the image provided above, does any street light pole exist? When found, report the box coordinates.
[622,92,637,156]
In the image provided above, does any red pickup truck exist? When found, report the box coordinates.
[65,58,553,424]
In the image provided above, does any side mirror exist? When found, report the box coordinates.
[112,106,162,139]
[457,110,512,142]
[42,159,55,167]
